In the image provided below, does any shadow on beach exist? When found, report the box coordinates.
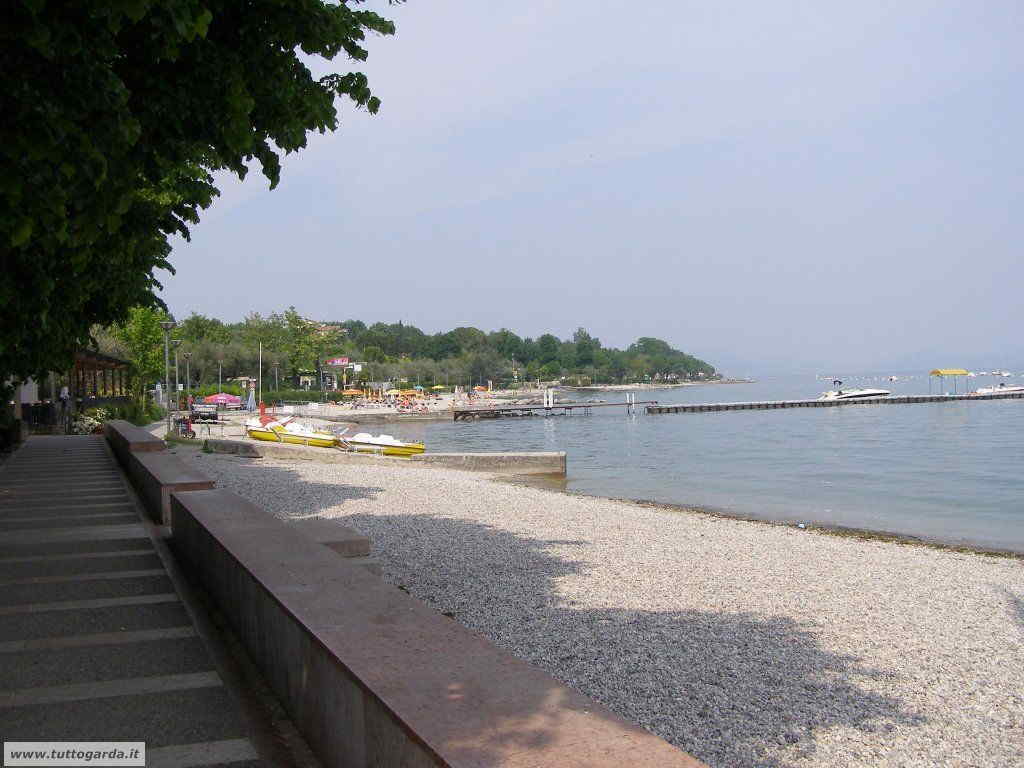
[1006,589,1024,634]
[335,510,924,768]
[189,453,924,767]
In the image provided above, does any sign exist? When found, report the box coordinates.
[326,357,349,366]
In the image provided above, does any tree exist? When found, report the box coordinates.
[111,306,172,400]
[488,328,524,361]
[466,349,506,385]
[178,313,231,345]
[284,307,318,375]
[573,327,598,367]
[1,0,399,384]
[536,334,561,364]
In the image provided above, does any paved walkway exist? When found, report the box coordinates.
[0,436,264,767]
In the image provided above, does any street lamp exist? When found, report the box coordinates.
[172,340,182,411]
[159,320,176,437]
[183,351,192,409]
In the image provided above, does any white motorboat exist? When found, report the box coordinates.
[818,387,891,401]
[974,383,1024,395]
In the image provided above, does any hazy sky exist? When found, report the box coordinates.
[160,1,1022,375]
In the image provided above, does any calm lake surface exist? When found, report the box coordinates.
[385,374,1024,553]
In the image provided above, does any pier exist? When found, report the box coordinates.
[646,390,1024,414]
[453,400,658,420]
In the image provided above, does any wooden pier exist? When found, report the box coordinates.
[646,391,1024,415]
[453,401,658,421]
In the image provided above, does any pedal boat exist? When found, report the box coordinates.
[246,416,337,448]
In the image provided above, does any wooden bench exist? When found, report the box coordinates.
[171,489,705,768]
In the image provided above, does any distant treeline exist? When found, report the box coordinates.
[96,307,716,390]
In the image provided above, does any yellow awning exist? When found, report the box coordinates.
[930,369,969,376]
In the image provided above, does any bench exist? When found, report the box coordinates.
[126,451,215,525]
[170,489,705,768]
[104,419,164,466]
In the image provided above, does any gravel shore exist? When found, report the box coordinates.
[181,449,1024,768]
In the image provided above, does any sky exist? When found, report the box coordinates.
[159,1,1023,376]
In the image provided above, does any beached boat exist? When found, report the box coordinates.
[818,388,891,401]
[338,430,425,457]
[246,416,337,448]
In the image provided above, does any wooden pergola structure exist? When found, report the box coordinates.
[72,350,131,399]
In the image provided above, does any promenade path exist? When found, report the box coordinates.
[0,436,271,767]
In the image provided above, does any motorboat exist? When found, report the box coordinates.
[337,429,425,457]
[818,388,891,401]
[974,383,1024,395]
[246,416,337,448]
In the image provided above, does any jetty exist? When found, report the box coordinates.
[453,400,657,420]
[647,390,1024,414]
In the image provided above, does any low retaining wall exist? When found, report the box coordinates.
[126,451,215,525]
[105,419,164,465]
[204,438,568,476]
[286,517,380,575]
[203,438,395,465]
[411,451,567,476]
[171,489,703,768]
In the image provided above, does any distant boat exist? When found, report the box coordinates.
[974,383,1024,395]
[818,387,891,401]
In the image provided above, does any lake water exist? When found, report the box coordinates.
[384,374,1024,553]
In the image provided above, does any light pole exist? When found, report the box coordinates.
[272,361,279,392]
[159,320,176,437]
[172,340,181,409]
[183,351,192,410]
[217,357,223,394]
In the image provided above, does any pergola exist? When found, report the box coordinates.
[72,350,131,399]
[929,368,969,395]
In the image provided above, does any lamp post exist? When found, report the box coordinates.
[272,361,279,392]
[183,351,192,410]
[172,340,181,409]
[159,320,176,437]
[217,356,223,395]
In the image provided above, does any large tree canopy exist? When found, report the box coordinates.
[0,0,398,382]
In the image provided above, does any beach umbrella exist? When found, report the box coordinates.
[204,393,241,405]
[431,385,446,390]
[413,385,424,390]
[246,388,256,411]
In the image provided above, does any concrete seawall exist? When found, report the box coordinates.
[204,438,567,475]
[410,451,567,476]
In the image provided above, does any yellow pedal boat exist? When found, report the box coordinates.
[246,418,338,448]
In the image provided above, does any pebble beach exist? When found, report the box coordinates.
[180,449,1024,768]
